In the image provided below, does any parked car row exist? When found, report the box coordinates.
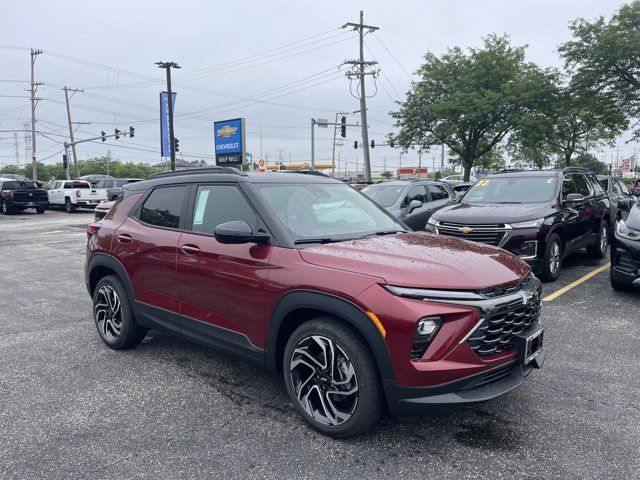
[357,168,636,285]
[0,176,142,215]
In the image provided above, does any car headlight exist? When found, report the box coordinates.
[616,219,640,240]
[510,218,545,229]
[427,216,438,226]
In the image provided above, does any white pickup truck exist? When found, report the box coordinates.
[46,180,108,213]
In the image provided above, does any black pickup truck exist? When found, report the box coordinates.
[0,179,49,215]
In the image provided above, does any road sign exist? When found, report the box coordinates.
[214,118,246,167]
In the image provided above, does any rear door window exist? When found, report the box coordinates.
[139,185,188,229]
[618,180,630,195]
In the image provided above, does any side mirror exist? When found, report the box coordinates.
[618,197,633,211]
[408,199,423,213]
[633,188,640,196]
[564,193,584,204]
[214,220,269,245]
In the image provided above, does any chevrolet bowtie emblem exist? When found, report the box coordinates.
[217,125,237,138]
[458,226,474,234]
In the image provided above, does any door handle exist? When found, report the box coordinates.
[116,234,132,243]
[180,244,200,255]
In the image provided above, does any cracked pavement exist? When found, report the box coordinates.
[0,210,638,479]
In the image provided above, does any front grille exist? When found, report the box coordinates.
[13,191,47,202]
[467,296,541,357]
[478,277,529,299]
[616,254,639,274]
[436,222,508,246]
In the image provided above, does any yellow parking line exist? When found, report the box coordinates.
[542,263,610,302]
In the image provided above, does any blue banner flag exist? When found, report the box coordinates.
[159,92,177,157]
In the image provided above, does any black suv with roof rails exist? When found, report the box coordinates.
[425,167,610,281]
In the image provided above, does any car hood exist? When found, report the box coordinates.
[431,202,551,224]
[299,232,530,290]
[625,202,640,230]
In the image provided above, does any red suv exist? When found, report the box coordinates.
[85,168,544,437]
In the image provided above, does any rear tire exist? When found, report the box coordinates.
[92,275,147,349]
[35,207,46,214]
[541,233,562,282]
[283,317,382,438]
[65,198,76,213]
[586,220,608,259]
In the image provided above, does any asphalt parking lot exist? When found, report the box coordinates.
[1,209,638,480]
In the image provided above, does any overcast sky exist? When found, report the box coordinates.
[0,0,633,174]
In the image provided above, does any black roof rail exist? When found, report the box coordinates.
[148,166,245,179]
[562,166,590,173]
[498,169,524,173]
[273,169,330,177]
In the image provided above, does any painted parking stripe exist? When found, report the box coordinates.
[542,263,611,302]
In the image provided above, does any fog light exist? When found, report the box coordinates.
[519,240,537,258]
[418,318,439,335]
[412,317,443,360]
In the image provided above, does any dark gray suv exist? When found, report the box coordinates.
[361,180,455,230]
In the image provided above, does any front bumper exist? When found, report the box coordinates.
[611,233,640,287]
[385,347,544,417]
[8,200,48,209]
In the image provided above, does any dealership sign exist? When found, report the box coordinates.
[159,92,177,157]
[214,118,246,167]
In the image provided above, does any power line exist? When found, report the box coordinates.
[372,33,413,81]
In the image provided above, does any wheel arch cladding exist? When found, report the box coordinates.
[87,253,135,300]
[266,290,396,382]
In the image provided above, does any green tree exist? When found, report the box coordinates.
[391,35,544,181]
[510,70,626,166]
[572,152,610,175]
[559,1,640,138]
[380,170,393,180]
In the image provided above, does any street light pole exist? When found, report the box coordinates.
[156,61,181,171]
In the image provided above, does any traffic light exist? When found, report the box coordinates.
[62,154,68,169]
[101,131,106,142]
[340,116,346,138]
[370,140,375,149]
[115,129,121,140]
[174,137,180,152]
[354,140,358,149]
[129,126,135,138]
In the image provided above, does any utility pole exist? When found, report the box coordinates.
[418,149,422,179]
[441,144,445,171]
[63,86,84,178]
[342,11,379,183]
[156,61,181,171]
[13,133,20,166]
[23,122,31,167]
[29,48,43,180]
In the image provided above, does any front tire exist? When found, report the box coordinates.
[587,220,609,259]
[35,206,46,214]
[283,317,382,438]
[92,275,147,349]
[2,200,11,215]
[541,233,563,282]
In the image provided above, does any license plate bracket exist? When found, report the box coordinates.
[512,324,544,368]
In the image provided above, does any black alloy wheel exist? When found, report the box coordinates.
[541,233,563,282]
[283,317,382,438]
[587,220,609,259]
[92,275,147,349]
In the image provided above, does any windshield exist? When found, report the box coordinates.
[2,180,36,190]
[463,176,557,204]
[360,184,405,207]
[255,183,405,243]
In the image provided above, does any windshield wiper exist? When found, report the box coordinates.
[294,237,338,245]
[357,229,404,239]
